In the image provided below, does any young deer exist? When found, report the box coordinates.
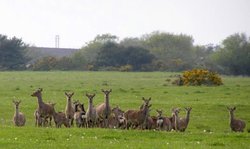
[156,109,172,131]
[86,93,97,128]
[178,107,192,132]
[124,97,151,129]
[12,100,26,126]
[96,89,112,128]
[51,103,70,128]
[65,92,75,127]
[227,107,246,132]
[31,88,54,127]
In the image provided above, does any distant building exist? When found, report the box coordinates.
[26,46,79,66]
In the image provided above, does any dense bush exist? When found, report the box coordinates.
[173,69,223,86]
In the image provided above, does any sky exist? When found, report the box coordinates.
[0,0,250,48]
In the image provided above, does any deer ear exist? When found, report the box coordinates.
[142,97,145,101]
[72,92,74,96]
[110,89,112,92]
[233,107,236,110]
[148,97,151,101]
[93,93,96,97]
[101,89,104,92]
[39,88,43,92]
[65,92,68,96]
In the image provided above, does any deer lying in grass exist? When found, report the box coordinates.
[178,107,192,132]
[96,89,112,128]
[51,103,70,128]
[156,109,172,131]
[74,102,87,128]
[124,97,151,129]
[31,88,54,127]
[12,100,26,126]
[86,93,98,128]
[227,107,246,132]
[65,92,75,127]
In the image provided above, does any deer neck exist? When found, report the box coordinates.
[67,98,72,109]
[174,113,179,130]
[186,111,190,124]
[104,95,110,114]
[36,94,44,107]
[229,111,234,122]
[15,106,19,117]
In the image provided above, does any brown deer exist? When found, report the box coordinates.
[124,97,151,129]
[156,109,172,131]
[178,107,192,132]
[51,103,70,128]
[227,107,246,132]
[65,92,75,127]
[171,108,180,131]
[96,89,112,128]
[12,100,26,126]
[86,93,97,128]
[31,88,54,126]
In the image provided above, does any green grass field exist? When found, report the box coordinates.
[0,71,250,149]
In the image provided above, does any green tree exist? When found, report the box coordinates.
[142,31,194,71]
[213,33,250,75]
[0,34,28,70]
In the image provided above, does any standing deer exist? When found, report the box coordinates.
[171,108,180,131]
[31,88,54,127]
[74,103,87,128]
[65,92,75,127]
[178,107,192,132]
[51,103,70,128]
[156,109,172,131]
[96,89,112,128]
[12,100,26,126]
[227,107,246,132]
[124,97,151,129]
[86,93,97,128]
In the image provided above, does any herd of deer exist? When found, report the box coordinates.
[12,88,246,132]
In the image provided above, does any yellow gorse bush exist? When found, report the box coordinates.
[179,69,223,86]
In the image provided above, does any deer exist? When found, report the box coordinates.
[12,100,26,126]
[108,106,126,129]
[178,107,192,132]
[171,108,180,131]
[51,103,70,128]
[74,102,87,128]
[124,97,152,129]
[227,107,246,132]
[65,92,75,127]
[86,93,98,128]
[156,109,172,131]
[96,89,112,128]
[34,109,43,127]
[31,88,54,127]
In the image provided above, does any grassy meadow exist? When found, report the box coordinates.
[0,71,250,149]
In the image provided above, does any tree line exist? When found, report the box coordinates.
[0,32,249,75]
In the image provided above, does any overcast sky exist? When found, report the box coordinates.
[1,0,250,48]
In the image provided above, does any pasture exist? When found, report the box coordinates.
[0,71,250,148]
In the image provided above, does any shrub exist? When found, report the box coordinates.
[173,69,223,86]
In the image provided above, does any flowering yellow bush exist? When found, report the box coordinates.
[175,69,223,86]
